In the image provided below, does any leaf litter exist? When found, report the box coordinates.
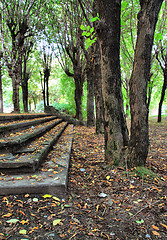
[0,117,166,239]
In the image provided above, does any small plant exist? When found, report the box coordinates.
[134,166,157,180]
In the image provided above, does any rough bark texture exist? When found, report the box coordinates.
[93,42,104,134]
[0,65,3,113]
[95,0,129,165]
[86,65,95,127]
[65,47,84,121]
[157,52,167,122]
[129,0,163,167]
[158,69,167,122]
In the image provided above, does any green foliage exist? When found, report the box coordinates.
[134,166,157,180]
[80,14,99,50]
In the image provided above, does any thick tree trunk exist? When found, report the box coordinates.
[93,42,104,134]
[86,65,95,127]
[95,0,129,165]
[158,69,167,122]
[128,0,163,167]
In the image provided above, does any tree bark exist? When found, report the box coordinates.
[158,66,167,122]
[93,42,104,134]
[95,0,129,165]
[128,0,163,167]
[0,63,3,113]
[22,55,29,112]
[74,73,83,121]
[86,64,95,127]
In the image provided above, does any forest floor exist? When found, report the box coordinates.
[0,116,167,240]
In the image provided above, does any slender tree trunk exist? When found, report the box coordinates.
[22,56,29,112]
[93,42,104,134]
[74,74,83,120]
[9,68,20,113]
[86,65,95,126]
[0,63,3,113]
[45,69,50,106]
[128,0,163,167]
[158,69,167,122]
[95,0,129,165]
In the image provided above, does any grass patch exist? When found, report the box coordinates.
[134,166,157,179]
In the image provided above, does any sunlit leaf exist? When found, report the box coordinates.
[53,219,62,226]
[136,219,144,224]
[6,219,19,223]
[43,194,52,198]
[19,229,27,235]
[152,231,160,236]
[152,225,159,230]
[52,196,60,201]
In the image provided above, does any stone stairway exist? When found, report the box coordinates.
[0,114,74,196]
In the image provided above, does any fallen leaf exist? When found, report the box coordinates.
[43,194,52,198]
[19,229,27,235]
[152,231,160,236]
[52,196,60,201]
[136,219,144,224]
[2,213,12,218]
[53,219,62,226]
[6,219,19,223]
[152,225,159,230]
[160,223,167,230]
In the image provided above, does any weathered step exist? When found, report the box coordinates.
[0,113,51,123]
[0,122,68,172]
[0,124,73,196]
[0,116,57,134]
[0,119,63,152]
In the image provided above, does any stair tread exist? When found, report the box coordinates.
[0,121,68,171]
[0,124,73,196]
[0,116,57,132]
[0,119,63,148]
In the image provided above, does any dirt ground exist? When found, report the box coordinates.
[0,117,166,240]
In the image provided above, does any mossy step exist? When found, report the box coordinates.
[0,116,57,134]
[0,124,74,196]
[0,122,68,172]
[0,119,63,152]
[0,113,51,122]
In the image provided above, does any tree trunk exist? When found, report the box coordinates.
[158,68,167,122]
[74,74,83,121]
[22,56,29,112]
[0,65,3,113]
[93,42,104,134]
[9,69,20,113]
[86,65,95,127]
[45,68,50,106]
[95,0,129,165]
[128,0,163,167]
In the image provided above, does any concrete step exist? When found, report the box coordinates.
[0,121,68,173]
[0,113,51,123]
[0,116,58,135]
[0,118,63,152]
[0,124,73,196]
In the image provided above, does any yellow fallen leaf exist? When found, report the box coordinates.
[19,229,27,235]
[2,213,12,218]
[53,219,62,226]
[106,176,110,180]
[152,231,160,236]
[152,225,159,230]
[160,223,167,230]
